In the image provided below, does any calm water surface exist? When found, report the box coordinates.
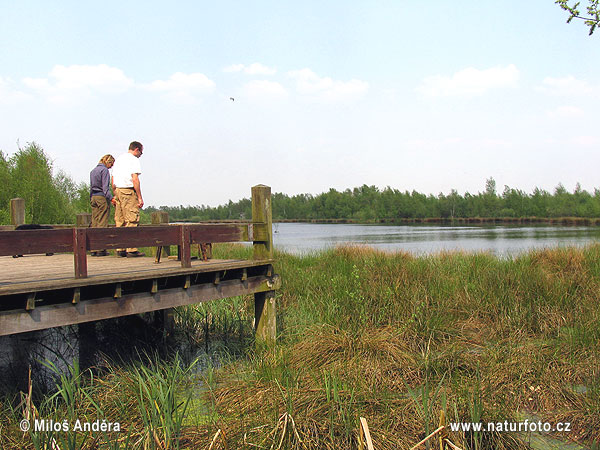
[273,222,600,256]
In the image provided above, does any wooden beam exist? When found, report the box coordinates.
[0,275,281,336]
[0,229,73,256]
[73,228,88,279]
[10,198,25,226]
[254,290,276,346]
[76,214,92,228]
[251,185,275,345]
[86,226,180,251]
[252,185,273,260]
[179,226,191,268]
[0,223,261,259]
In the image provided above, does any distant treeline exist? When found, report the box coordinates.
[2,143,599,225]
[147,178,600,222]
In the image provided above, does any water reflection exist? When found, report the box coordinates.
[0,314,244,396]
[274,223,600,256]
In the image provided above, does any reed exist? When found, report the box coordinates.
[1,243,599,449]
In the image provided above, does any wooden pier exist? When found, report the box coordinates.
[0,185,278,343]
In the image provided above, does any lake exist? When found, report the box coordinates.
[272,222,600,256]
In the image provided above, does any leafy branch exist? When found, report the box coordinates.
[556,0,600,35]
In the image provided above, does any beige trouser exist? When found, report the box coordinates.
[114,187,140,252]
[90,196,109,252]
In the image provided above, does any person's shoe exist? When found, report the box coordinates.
[96,250,109,257]
[127,251,146,258]
[117,251,127,257]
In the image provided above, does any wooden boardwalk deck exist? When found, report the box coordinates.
[0,253,272,296]
[0,253,278,337]
[0,185,278,341]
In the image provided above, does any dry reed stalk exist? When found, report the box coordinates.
[358,417,374,450]
[408,426,444,450]
[208,429,224,450]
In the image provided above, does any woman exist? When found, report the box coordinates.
[89,154,115,256]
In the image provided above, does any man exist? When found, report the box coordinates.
[111,141,145,257]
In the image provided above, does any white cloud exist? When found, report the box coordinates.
[224,63,276,75]
[288,68,369,102]
[546,105,584,118]
[242,80,288,100]
[223,64,245,73]
[23,64,134,103]
[417,64,519,97]
[143,72,215,102]
[0,77,31,104]
[537,75,598,96]
[570,136,600,147]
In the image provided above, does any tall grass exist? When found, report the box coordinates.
[1,244,599,449]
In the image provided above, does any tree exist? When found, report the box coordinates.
[556,0,600,34]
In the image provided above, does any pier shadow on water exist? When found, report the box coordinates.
[0,311,247,400]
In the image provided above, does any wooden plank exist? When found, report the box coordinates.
[76,214,92,227]
[0,229,73,256]
[254,289,276,346]
[10,198,25,226]
[73,228,88,279]
[252,185,273,260]
[188,223,250,243]
[179,226,191,268]
[86,226,180,250]
[0,275,281,336]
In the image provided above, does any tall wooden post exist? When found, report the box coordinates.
[252,185,276,345]
[10,198,25,226]
[76,213,92,227]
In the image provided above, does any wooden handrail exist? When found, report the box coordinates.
[0,222,271,279]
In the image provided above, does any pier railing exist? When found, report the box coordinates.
[0,184,274,279]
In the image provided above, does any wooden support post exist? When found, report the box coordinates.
[73,228,88,279]
[179,225,191,268]
[152,211,170,262]
[252,185,276,345]
[78,321,97,371]
[114,283,122,299]
[163,308,175,336]
[10,198,25,226]
[254,290,276,346]
[151,279,158,294]
[76,213,92,227]
[252,185,273,260]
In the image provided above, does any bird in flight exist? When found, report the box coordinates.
[230,97,235,101]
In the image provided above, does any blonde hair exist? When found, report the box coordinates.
[99,154,115,167]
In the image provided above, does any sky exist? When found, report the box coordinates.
[0,1,599,207]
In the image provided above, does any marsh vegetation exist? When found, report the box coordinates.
[1,243,598,449]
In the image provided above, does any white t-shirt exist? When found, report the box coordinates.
[112,152,142,188]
